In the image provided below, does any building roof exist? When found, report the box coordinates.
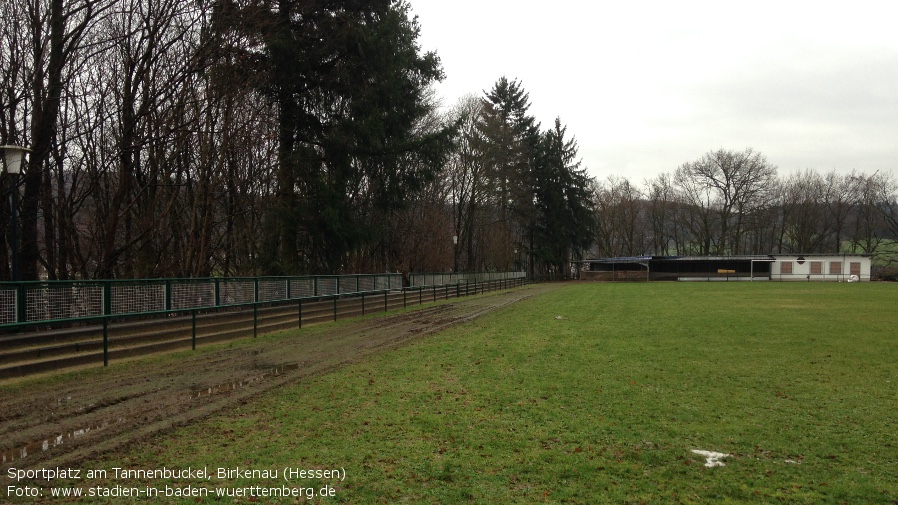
[581,255,771,264]
[581,253,870,264]
[771,253,872,258]
[662,255,774,261]
[582,256,652,264]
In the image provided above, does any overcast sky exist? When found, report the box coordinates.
[410,0,898,184]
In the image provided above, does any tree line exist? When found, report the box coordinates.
[594,149,898,273]
[1,0,593,280]
[2,0,896,282]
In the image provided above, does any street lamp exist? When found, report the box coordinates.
[452,235,458,273]
[1,145,30,282]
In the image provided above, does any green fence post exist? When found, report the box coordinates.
[102,317,109,366]
[384,290,388,312]
[298,299,303,329]
[333,296,338,321]
[103,281,112,319]
[165,279,172,312]
[192,311,197,350]
[253,302,258,338]
[214,278,220,307]
[16,283,26,324]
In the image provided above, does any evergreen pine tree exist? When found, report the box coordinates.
[214,0,453,273]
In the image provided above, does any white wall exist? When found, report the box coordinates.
[770,255,871,281]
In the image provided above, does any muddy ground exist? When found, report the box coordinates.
[0,283,559,474]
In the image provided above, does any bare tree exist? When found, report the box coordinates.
[444,94,488,271]
[849,171,890,255]
[645,173,676,255]
[1,0,115,280]
[779,169,830,253]
[673,164,718,255]
[592,176,645,257]
[675,148,777,255]
[878,173,898,271]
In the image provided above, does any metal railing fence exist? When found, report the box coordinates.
[0,274,403,328]
[408,271,526,288]
[0,275,530,379]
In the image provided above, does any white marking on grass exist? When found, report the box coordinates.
[692,449,732,467]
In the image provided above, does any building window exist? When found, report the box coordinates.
[810,261,822,275]
[850,262,861,276]
[780,262,793,274]
[830,262,842,275]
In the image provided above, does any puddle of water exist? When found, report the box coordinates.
[2,418,125,465]
[190,363,299,399]
[2,363,300,465]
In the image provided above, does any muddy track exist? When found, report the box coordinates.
[0,283,560,471]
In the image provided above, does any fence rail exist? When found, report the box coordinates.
[0,274,403,328]
[408,271,526,288]
[0,276,529,379]
[0,272,528,330]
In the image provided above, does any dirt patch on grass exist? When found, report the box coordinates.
[0,283,560,471]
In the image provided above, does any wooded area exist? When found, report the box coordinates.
[598,151,898,266]
[2,0,897,281]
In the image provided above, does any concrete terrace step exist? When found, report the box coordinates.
[0,293,396,377]
[0,298,344,351]
[0,304,345,380]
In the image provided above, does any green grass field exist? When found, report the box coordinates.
[46,283,898,504]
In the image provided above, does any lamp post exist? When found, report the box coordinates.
[1,145,30,282]
[452,235,458,273]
